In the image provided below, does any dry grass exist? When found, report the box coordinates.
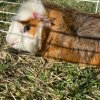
[0,0,100,99]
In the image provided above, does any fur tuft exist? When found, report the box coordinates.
[13,0,46,21]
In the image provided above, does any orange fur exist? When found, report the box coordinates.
[20,19,41,37]
[40,7,100,67]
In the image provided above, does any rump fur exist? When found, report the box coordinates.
[37,3,100,67]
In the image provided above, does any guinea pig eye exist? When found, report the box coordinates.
[24,25,30,32]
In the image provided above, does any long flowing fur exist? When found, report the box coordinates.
[37,8,100,67]
[13,0,46,21]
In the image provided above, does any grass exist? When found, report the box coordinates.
[0,0,100,99]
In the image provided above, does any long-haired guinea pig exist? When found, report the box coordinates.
[6,0,100,67]
[6,0,47,53]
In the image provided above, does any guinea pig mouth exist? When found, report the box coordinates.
[10,41,20,47]
[11,43,17,47]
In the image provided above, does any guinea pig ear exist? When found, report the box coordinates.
[33,12,42,19]
[42,18,55,27]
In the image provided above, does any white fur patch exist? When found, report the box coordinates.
[6,0,46,53]
[6,21,43,54]
[13,0,46,21]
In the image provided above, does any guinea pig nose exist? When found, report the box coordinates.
[6,36,18,46]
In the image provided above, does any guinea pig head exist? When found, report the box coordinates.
[6,19,45,54]
[6,0,49,54]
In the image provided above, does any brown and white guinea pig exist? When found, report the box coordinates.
[6,0,100,67]
[6,0,47,53]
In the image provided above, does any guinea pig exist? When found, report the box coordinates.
[6,0,100,67]
[6,0,47,53]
